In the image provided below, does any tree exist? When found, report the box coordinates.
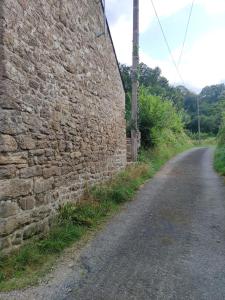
[120,62,225,136]
[120,63,184,110]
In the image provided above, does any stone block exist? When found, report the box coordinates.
[31,206,51,219]
[35,192,54,206]
[23,223,39,240]
[18,196,35,210]
[11,231,23,246]
[0,152,28,165]
[34,177,54,194]
[71,151,82,159]
[0,110,26,135]
[17,135,36,150]
[0,165,17,179]
[0,179,33,200]
[20,165,42,178]
[45,149,55,157]
[29,80,39,90]
[0,237,10,250]
[43,166,60,178]
[29,149,45,156]
[37,220,49,234]
[0,201,19,218]
[0,217,19,236]
[0,134,17,152]
[74,163,82,171]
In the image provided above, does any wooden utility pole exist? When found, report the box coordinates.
[197,97,201,144]
[131,0,139,161]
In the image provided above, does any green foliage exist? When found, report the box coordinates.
[120,63,184,110]
[214,114,225,175]
[200,84,225,102]
[217,113,225,146]
[182,84,225,135]
[58,204,95,227]
[0,272,4,283]
[138,86,188,148]
[120,64,132,93]
[37,225,84,255]
[120,62,189,148]
[214,146,225,175]
[139,141,192,173]
[14,245,42,268]
[120,62,225,136]
[120,63,190,143]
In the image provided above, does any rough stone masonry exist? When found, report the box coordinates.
[0,0,126,253]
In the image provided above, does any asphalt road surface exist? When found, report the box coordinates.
[4,147,224,300]
[61,147,225,300]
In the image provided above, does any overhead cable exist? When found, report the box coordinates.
[178,0,195,67]
[150,0,184,84]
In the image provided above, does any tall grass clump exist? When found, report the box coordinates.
[214,114,225,175]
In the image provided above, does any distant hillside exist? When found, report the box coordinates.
[181,84,225,134]
[200,84,225,102]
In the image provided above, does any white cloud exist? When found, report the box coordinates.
[108,15,133,64]
[198,0,225,15]
[179,28,225,89]
[107,0,191,33]
[140,50,176,82]
[106,0,225,90]
[140,28,225,91]
[106,0,193,65]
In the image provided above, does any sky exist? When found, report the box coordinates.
[106,0,225,92]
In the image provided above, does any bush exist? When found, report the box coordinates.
[215,114,225,175]
[138,86,188,148]
[217,114,225,146]
[214,146,225,175]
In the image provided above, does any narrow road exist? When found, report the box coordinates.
[64,147,225,300]
[2,147,225,300]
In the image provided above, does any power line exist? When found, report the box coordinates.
[150,0,184,84]
[178,0,195,67]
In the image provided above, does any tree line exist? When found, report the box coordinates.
[120,63,225,145]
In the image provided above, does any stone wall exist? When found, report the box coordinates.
[0,0,126,253]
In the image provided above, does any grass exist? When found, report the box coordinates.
[192,137,216,147]
[139,141,193,173]
[214,145,225,176]
[0,142,192,292]
[187,131,217,147]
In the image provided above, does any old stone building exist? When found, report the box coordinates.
[0,0,126,252]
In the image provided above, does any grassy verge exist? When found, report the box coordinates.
[139,141,193,173]
[192,137,216,147]
[0,142,192,292]
[214,145,225,176]
[187,131,216,147]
